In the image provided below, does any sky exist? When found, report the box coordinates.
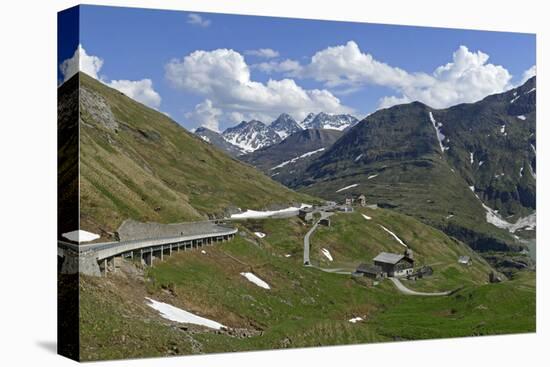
[58,5,536,132]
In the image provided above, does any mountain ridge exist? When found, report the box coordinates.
[193,112,360,155]
[290,77,536,252]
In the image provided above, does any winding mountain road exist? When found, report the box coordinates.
[303,211,334,266]
[389,277,452,296]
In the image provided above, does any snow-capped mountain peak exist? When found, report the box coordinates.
[197,112,360,156]
[299,112,316,129]
[222,120,282,154]
[270,113,302,139]
[300,112,359,131]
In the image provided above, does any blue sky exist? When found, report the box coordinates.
[58,5,536,132]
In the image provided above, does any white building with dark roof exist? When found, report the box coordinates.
[373,251,414,277]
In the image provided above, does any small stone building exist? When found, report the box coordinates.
[357,194,367,207]
[337,205,353,212]
[319,218,331,226]
[355,263,384,279]
[458,255,472,266]
[373,251,415,277]
[298,208,314,223]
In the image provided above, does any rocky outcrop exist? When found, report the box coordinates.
[80,87,119,130]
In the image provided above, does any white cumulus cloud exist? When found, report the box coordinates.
[59,45,162,110]
[185,99,222,132]
[165,48,353,128]
[187,13,211,27]
[520,65,536,84]
[292,41,520,109]
[60,44,104,82]
[245,48,280,58]
[299,41,428,90]
[253,59,302,74]
[377,95,412,109]
[107,79,161,109]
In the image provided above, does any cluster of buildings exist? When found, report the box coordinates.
[299,193,473,282]
[345,194,367,207]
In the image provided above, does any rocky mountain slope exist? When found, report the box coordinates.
[242,128,343,186]
[270,113,303,139]
[194,127,243,157]
[300,112,359,131]
[75,72,314,238]
[292,77,536,252]
[434,77,536,218]
[221,119,283,154]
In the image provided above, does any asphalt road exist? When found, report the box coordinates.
[389,277,451,296]
[303,211,334,266]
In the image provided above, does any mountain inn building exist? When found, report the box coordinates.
[373,251,415,277]
[344,194,367,207]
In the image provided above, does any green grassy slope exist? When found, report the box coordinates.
[79,211,533,360]
[80,275,195,360]
[311,208,492,291]
[371,271,535,340]
[75,72,315,235]
[240,208,493,292]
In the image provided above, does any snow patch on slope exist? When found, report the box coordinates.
[336,184,359,193]
[273,130,289,139]
[321,248,333,261]
[378,225,408,248]
[271,148,325,170]
[146,298,225,330]
[529,164,536,179]
[470,189,536,232]
[483,203,536,233]
[428,112,448,153]
[240,272,271,289]
[231,204,311,219]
